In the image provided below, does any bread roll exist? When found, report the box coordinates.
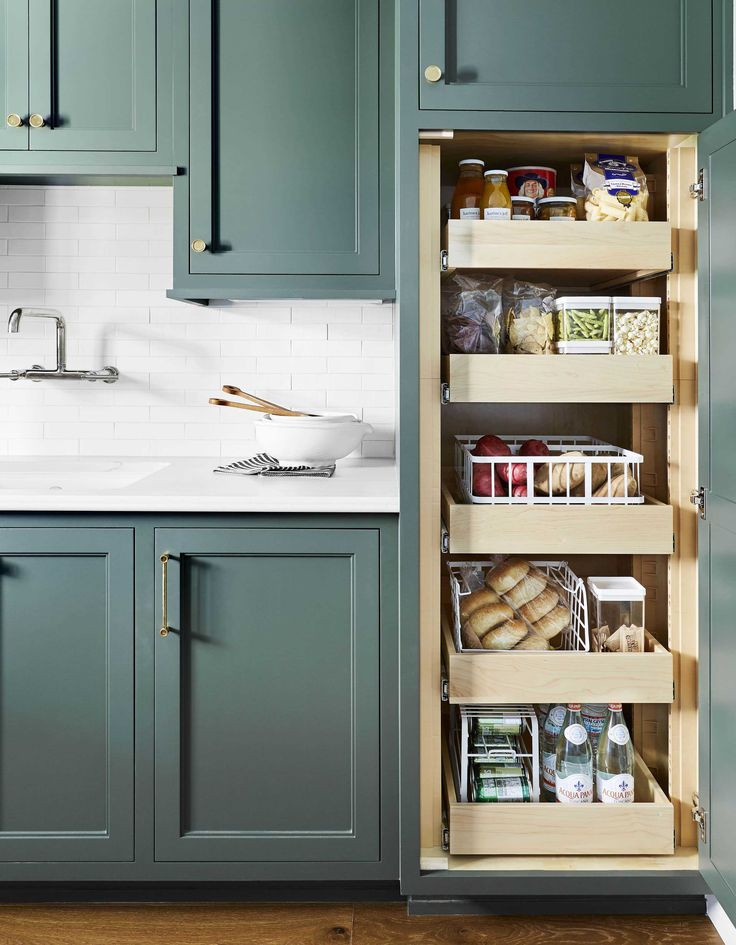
[485,559,530,595]
[480,619,528,650]
[514,632,550,650]
[461,625,484,649]
[465,602,515,640]
[518,586,559,624]
[533,605,571,640]
[459,587,500,623]
[503,571,547,610]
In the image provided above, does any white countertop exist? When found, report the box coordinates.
[0,457,399,513]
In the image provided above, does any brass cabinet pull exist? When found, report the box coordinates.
[160,553,171,637]
[6,113,23,128]
[191,238,207,253]
[424,65,443,83]
[28,113,46,128]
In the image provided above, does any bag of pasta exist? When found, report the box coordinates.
[583,153,649,222]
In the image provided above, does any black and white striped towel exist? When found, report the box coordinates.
[214,453,336,478]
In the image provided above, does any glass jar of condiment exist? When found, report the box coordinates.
[511,196,535,220]
[451,159,485,220]
[481,170,511,221]
[537,196,577,221]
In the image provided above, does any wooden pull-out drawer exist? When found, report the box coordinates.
[442,743,674,857]
[442,477,674,555]
[441,614,673,704]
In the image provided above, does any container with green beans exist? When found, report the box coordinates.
[554,296,612,343]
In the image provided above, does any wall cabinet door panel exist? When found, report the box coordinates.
[28,0,157,151]
[419,0,713,115]
[154,527,381,863]
[0,528,134,862]
[0,0,29,150]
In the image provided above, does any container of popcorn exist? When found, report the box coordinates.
[612,297,661,355]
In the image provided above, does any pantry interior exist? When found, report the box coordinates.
[418,132,698,872]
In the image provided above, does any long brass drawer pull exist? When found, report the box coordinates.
[160,553,171,637]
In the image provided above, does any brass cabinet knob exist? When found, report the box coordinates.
[6,113,23,128]
[424,65,443,83]
[28,113,45,128]
[191,238,207,253]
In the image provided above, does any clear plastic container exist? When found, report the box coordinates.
[555,297,611,343]
[612,297,661,355]
[586,577,646,637]
[555,340,612,355]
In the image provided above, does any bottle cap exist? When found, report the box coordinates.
[608,703,623,710]
[484,169,508,177]
[567,703,581,710]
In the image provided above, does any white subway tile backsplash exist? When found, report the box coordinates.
[0,185,395,458]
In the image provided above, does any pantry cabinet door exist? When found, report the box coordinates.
[28,0,157,151]
[697,109,736,923]
[419,0,713,115]
[153,527,381,863]
[187,0,380,276]
[0,528,134,862]
[0,0,29,151]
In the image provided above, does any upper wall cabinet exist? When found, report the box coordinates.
[419,0,716,118]
[0,0,173,171]
[170,0,394,302]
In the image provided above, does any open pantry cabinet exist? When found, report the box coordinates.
[416,122,735,899]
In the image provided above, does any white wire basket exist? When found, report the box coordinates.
[455,434,644,505]
[448,559,590,654]
[450,704,540,803]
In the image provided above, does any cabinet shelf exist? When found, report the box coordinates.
[442,354,674,404]
[441,613,673,704]
[443,220,672,288]
[441,474,674,555]
[442,743,674,857]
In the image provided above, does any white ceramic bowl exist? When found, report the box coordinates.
[265,411,357,425]
[254,416,373,464]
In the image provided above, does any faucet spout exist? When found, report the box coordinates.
[8,308,66,373]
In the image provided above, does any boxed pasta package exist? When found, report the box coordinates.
[583,153,649,222]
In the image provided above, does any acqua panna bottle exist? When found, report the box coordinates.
[555,703,593,804]
[596,703,634,804]
[541,704,566,800]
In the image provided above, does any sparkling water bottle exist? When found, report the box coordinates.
[541,704,566,800]
[555,703,593,804]
[596,703,634,804]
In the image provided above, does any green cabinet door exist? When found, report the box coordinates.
[187,0,380,277]
[0,528,134,862]
[419,0,713,115]
[154,527,382,863]
[28,0,157,151]
[0,0,29,150]
[698,110,736,924]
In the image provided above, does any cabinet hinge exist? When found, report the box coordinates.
[673,680,676,701]
[690,168,706,201]
[441,665,449,702]
[441,824,450,851]
[673,532,676,553]
[692,794,707,843]
[441,382,450,404]
[440,249,449,271]
[441,522,449,554]
[690,486,706,520]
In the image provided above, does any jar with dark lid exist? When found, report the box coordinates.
[451,159,485,220]
[511,196,535,220]
[537,196,577,221]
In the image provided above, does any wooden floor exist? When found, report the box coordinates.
[0,903,721,945]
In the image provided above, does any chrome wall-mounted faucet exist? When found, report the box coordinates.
[1,308,119,382]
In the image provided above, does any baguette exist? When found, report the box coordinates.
[480,619,528,650]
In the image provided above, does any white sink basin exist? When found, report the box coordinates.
[0,459,169,492]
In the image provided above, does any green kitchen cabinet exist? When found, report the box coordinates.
[0,527,134,862]
[0,0,173,172]
[170,0,395,301]
[153,525,388,865]
[419,0,722,122]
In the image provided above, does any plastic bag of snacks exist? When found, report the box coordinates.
[583,153,649,222]
[503,279,556,355]
[442,273,505,354]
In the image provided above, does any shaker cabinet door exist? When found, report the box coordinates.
[419,0,714,116]
[154,527,382,863]
[0,0,29,151]
[0,528,135,862]
[697,109,736,926]
[28,0,157,151]
[187,0,380,277]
